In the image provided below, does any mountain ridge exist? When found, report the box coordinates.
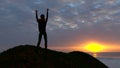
[0,45,108,68]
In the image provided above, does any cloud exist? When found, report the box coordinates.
[0,0,120,51]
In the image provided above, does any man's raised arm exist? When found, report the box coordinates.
[46,8,49,23]
[35,10,39,22]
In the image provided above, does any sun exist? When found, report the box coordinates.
[83,42,105,53]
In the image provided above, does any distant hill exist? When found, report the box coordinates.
[0,45,108,68]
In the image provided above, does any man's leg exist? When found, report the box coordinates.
[37,33,42,47]
[43,32,47,50]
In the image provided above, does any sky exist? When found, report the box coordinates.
[0,0,120,52]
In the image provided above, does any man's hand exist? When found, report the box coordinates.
[46,8,49,22]
[35,10,39,21]
[47,8,49,12]
[35,10,38,13]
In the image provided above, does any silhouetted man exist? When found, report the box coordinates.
[35,9,49,50]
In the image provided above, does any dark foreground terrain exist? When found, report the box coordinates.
[0,45,108,68]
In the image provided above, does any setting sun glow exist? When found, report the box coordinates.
[83,42,106,53]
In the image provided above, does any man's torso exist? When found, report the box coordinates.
[38,19,46,32]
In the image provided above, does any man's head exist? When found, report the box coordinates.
[40,14,45,18]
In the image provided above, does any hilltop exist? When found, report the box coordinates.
[0,45,108,68]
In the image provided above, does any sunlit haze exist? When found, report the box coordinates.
[83,42,106,52]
